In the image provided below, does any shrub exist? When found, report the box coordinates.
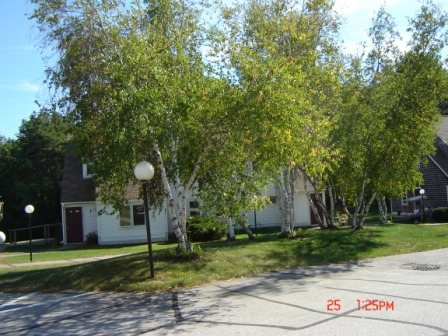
[278,228,303,239]
[158,244,204,261]
[84,231,98,245]
[187,216,226,242]
[433,207,448,223]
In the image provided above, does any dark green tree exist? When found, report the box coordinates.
[0,110,68,234]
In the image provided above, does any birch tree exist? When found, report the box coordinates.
[30,0,231,251]
[331,2,448,228]
[218,0,342,235]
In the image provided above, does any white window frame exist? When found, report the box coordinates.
[120,204,146,227]
[82,163,94,178]
[189,200,200,216]
[401,195,408,206]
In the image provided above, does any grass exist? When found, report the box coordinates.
[0,224,447,293]
[0,242,169,264]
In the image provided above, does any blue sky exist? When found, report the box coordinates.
[0,0,447,140]
[0,1,45,140]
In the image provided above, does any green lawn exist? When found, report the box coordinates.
[0,224,447,293]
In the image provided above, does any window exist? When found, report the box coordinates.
[269,196,277,204]
[189,200,200,216]
[120,204,145,226]
[82,163,95,178]
[120,206,131,226]
[132,205,145,225]
[401,195,408,206]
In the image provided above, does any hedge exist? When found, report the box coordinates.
[186,215,226,242]
[433,207,448,222]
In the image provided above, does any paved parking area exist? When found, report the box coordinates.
[0,248,447,335]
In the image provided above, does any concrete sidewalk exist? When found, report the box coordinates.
[169,248,448,335]
[0,241,129,268]
[0,254,130,269]
[1,248,447,335]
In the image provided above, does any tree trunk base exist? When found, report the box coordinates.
[226,233,236,241]
[240,224,256,240]
[321,224,338,230]
[278,231,294,239]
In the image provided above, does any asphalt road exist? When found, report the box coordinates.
[0,248,447,336]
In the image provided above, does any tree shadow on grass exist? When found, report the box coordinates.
[263,227,387,267]
[0,253,151,292]
[216,228,389,296]
[0,228,387,293]
[294,227,386,265]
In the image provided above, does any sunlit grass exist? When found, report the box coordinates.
[0,242,170,264]
[0,224,447,293]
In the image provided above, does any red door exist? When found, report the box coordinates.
[66,207,83,243]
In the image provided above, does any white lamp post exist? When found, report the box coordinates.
[419,189,425,223]
[25,204,35,262]
[134,161,155,278]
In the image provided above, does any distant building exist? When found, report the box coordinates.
[390,115,448,215]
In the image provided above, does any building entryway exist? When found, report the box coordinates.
[65,207,83,243]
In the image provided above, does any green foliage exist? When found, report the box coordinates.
[28,0,448,236]
[432,207,448,222]
[328,1,448,228]
[0,109,68,229]
[186,216,226,242]
[158,244,204,262]
[219,0,341,175]
[84,231,99,246]
[209,0,343,233]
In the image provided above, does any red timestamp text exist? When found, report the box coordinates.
[326,299,341,311]
[357,299,395,311]
[326,299,395,311]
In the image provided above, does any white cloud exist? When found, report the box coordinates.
[0,81,40,93]
[18,81,40,93]
[0,45,36,52]
[334,0,407,16]
[333,0,448,55]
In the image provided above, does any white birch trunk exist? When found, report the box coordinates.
[153,144,186,249]
[303,174,324,228]
[240,222,255,240]
[170,138,207,251]
[328,182,336,226]
[377,197,388,224]
[227,217,236,241]
[275,182,287,229]
[170,139,191,251]
[275,170,293,235]
[285,168,294,231]
[359,192,376,227]
[353,170,369,228]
